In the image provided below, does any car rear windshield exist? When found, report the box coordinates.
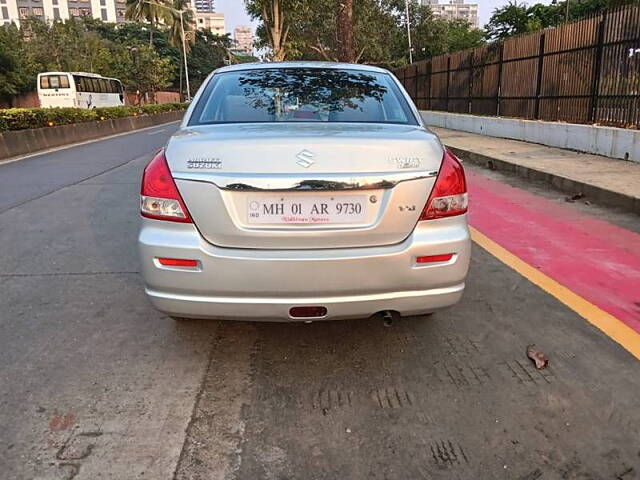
[188,68,418,126]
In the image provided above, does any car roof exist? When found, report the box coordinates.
[214,61,390,75]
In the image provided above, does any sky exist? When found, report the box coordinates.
[215,0,257,34]
[216,0,554,35]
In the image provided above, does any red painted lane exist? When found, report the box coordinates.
[466,170,640,333]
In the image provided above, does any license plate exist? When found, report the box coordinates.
[247,195,367,224]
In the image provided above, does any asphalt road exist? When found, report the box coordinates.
[1,124,639,480]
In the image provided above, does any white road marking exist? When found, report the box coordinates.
[147,129,167,135]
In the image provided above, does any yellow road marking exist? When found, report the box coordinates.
[470,226,640,360]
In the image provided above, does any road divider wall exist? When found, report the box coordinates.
[0,109,184,161]
[0,104,186,131]
[421,111,639,163]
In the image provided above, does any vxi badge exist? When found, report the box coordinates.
[389,156,422,169]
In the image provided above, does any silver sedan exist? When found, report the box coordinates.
[138,62,470,322]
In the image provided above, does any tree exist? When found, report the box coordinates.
[0,17,186,102]
[562,0,634,20]
[397,1,448,62]
[85,19,181,73]
[19,17,118,73]
[336,0,355,62]
[351,0,399,63]
[187,30,232,91]
[245,0,485,66]
[246,0,360,62]
[484,1,532,40]
[445,18,485,53]
[0,24,40,100]
[0,29,20,97]
[166,0,195,51]
[250,0,290,61]
[125,0,171,45]
[484,0,637,41]
[247,0,377,62]
[84,18,228,91]
[389,1,484,64]
[111,44,174,104]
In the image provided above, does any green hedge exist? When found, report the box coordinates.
[0,103,187,132]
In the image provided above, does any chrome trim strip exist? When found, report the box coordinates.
[172,171,438,191]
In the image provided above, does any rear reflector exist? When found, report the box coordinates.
[157,258,198,267]
[289,306,328,318]
[416,253,454,264]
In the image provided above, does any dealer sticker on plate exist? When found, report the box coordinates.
[247,195,367,224]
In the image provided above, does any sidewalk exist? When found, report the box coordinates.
[431,127,640,214]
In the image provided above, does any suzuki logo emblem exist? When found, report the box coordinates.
[296,150,315,168]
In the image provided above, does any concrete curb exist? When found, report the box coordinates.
[422,110,640,163]
[0,110,185,161]
[447,145,640,215]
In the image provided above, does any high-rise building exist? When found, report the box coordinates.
[1,0,127,26]
[188,0,224,35]
[0,0,226,36]
[233,26,253,55]
[194,11,224,35]
[421,0,479,27]
[190,0,213,13]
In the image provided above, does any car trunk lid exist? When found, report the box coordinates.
[166,123,443,250]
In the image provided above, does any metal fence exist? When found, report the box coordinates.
[393,5,640,129]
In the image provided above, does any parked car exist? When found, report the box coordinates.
[138,62,470,322]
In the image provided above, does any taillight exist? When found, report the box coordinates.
[140,150,192,223]
[419,149,468,221]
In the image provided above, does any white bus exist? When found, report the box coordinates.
[37,72,125,109]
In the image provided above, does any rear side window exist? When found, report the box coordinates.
[40,74,70,89]
[189,68,418,126]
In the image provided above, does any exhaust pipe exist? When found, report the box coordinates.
[380,310,400,327]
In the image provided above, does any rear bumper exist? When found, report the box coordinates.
[146,284,465,321]
[138,216,471,321]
